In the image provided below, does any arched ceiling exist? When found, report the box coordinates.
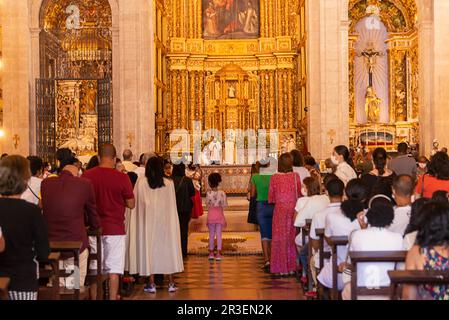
[349,0,418,33]
[40,0,112,32]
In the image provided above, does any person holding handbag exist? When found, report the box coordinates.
[268,153,302,276]
[172,163,196,258]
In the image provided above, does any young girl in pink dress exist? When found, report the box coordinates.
[206,173,228,261]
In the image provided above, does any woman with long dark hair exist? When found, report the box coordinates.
[361,147,395,198]
[127,157,184,294]
[172,163,196,257]
[403,201,449,300]
[317,179,367,292]
[415,151,449,199]
[332,145,357,185]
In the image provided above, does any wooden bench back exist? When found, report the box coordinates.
[50,241,82,300]
[388,270,449,300]
[349,250,408,300]
[38,252,61,300]
[86,228,105,300]
[327,236,349,300]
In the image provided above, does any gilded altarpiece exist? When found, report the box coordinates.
[348,0,419,151]
[158,0,305,155]
[38,0,113,160]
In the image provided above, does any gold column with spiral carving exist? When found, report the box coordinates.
[287,69,293,129]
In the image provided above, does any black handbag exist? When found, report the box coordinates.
[247,196,259,225]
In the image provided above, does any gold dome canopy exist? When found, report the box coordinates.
[61,24,112,62]
[215,64,248,77]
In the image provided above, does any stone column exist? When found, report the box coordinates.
[115,0,155,158]
[416,0,449,156]
[307,0,350,160]
[0,0,30,155]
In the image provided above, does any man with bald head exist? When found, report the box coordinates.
[83,143,135,300]
[389,174,414,235]
[122,149,137,172]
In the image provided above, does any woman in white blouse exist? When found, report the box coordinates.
[332,145,357,186]
[341,195,403,300]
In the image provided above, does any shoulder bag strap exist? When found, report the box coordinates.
[28,185,40,201]
[294,172,298,199]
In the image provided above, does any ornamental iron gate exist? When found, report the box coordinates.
[36,78,112,166]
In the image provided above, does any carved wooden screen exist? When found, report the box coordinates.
[97,77,112,148]
[36,79,57,165]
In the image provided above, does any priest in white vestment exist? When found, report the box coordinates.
[207,137,222,165]
[126,158,184,291]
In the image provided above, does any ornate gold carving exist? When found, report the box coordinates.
[162,0,303,153]
[349,0,417,33]
[349,0,419,149]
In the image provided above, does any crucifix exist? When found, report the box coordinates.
[359,43,384,87]
[12,134,20,150]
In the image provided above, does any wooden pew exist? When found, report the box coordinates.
[86,228,107,300]
[326,236,349,300]
[0,277,10,300]
[315,229,331,272]
[303,219,313,290]
[295,219,312,284]
[349,251,408,300]
[388,270,449,300]
[38,252,61,300]
[50,241,82,300]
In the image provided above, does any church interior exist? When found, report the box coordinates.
[1,0,449,302]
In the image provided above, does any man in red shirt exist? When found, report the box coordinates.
[41,164,100,291]
[83,144,135,300]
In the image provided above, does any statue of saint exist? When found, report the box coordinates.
[365,86,381,123]
[81,82,97,114]
[228,84,236,98]
[224,129,236,165]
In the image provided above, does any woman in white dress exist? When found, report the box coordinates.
[127,156,184,294]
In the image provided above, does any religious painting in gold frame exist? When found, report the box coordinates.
[202,0,260,39]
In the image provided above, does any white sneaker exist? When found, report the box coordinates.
[168,283,178,293]
[144,284,156,294]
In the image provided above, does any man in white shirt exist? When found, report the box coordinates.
[133,152,156,178]
[389,175,413,236]
[21,156,43,205]
[122,149,138,172]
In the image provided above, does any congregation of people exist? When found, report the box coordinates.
[248,142,449,300]
[0,140,449,300]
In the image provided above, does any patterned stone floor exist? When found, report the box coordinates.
[126,256,305,300]
[125,197,305,300]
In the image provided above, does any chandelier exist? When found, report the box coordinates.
[62,24,111,62]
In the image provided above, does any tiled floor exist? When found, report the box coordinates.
[126,197,305,300]
[126,256,305,300]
